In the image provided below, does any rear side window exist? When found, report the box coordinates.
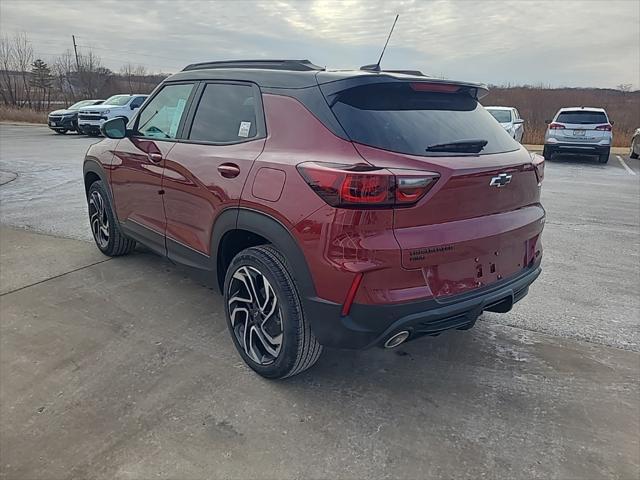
[330,83,519,156]
[556,111,608,124]
[131,96,146,109]
[488,109,512,123]
[189,83,258,143]
[136,84,193,139]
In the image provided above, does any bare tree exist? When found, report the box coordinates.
[119,63,135,92]
[132,64,147,91]
[0,35,17,106]
[12,32,34,108]
[120,63,148,92]
[52,50,77,104]
[77,50,111,97]
[617,83,632,93]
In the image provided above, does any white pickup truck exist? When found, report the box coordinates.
[77,94,147,135]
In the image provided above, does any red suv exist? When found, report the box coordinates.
[84,60,545,378]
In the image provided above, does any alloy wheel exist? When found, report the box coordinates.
[88,190,109,249]
[227,266,283,365]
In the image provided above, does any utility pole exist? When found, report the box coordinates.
[72,35,80,72]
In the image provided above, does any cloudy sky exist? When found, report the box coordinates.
[1,0,638,88]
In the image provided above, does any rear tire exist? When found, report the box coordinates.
[224,245,322,379]
[55,129,67,134]
[598,149,610,164]
[87,181,135,256]
[542,146,553,161]
[630,140,639,159]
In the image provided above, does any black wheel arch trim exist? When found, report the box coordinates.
[83,159,114,205]
[210,208,317,300]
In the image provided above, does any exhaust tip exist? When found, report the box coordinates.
[384,330,410,349]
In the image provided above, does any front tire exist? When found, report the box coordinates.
[55,129,67,134]
[87,181,135,256]
[224,245,322,379]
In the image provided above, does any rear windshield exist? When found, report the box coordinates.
[556,111,607,124]
[487,109,512,123]
[330,83,519,156]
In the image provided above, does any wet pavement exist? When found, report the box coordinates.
[1,227,638,479]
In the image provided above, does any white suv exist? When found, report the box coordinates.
[543,107,613,163]
[78,94,147,136]
[485,106,525,143]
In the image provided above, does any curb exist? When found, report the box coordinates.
[0,121,46,127]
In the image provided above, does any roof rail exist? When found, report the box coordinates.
[182,59,324,72]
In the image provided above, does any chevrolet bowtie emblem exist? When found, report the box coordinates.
[489,173,512,188]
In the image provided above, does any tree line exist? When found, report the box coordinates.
[0,32,166,111]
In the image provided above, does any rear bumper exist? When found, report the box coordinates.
[544,142,610,155]
[304,261,541,349]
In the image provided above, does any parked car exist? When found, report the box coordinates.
[47,99,104,134]
[630,128,640,159]
[83,59,545,378]
[485,106,525,142]
[543,107,613,163]
[77,94,147,136]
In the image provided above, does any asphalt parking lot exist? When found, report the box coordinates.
[1,124,639,479]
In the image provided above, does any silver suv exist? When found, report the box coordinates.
[543,107,613,163]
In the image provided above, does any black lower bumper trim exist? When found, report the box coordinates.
[545,144,610,155]
[304,263,541,350]
[48,120,75,130]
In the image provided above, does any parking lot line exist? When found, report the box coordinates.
[616,155,636,175]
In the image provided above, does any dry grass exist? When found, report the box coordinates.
[0,106,47,124]
[483,87,639,147]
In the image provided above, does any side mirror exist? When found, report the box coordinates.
[514,118,525,125]
[544,119,551,124]
[130,104,137,110]
[610,120,615,126]
[101,117,127,139]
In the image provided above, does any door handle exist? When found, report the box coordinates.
[218,163,241,178]
[148,152,163,163]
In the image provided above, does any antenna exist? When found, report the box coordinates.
[361,14,399,72]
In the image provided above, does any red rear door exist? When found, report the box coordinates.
[161,81,266,265]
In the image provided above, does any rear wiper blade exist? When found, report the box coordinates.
[426,139,488,154]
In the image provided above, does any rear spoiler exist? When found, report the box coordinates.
[317,73,489,101]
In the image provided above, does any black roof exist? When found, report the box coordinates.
[167,59,489,96]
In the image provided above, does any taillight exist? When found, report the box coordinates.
[548,123,565,130]
[595,124,612,131]
[532,153,545,185]
[297,162,438,208]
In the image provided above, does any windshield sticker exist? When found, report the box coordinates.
[238,121,251,138]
